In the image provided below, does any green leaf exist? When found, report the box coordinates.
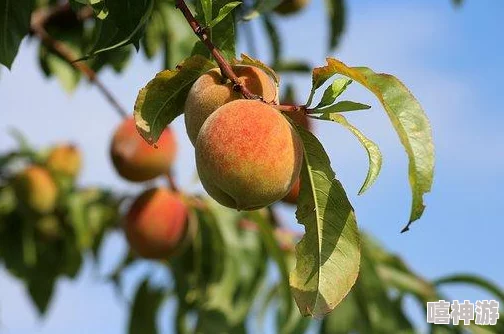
[200,0,237,61]
[317,113,382,195]
[207,2,241,28]
[314,78,352,108]
[242,0,283,20]
[313,57,434,230]
[314,100,371,114]
[200,0,213,25]
[134,55,214,144]
[262,14,281,65]
[128,279,165,334]
[434,274,504,303]
[325,0,346,50]
[290,126,360,317]
[0,0,34,68]
[27,275,56,315]
[352,244,415,333]
[88,0,154,56]
[273,61,311,73]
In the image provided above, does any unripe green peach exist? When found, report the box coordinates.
[13,166,58,214]
[275,0,311,15]
[196,100,303,210]
[110,118,177,182]
[184,65,278,145]
[124,188,188,259]
[47,144,82,179]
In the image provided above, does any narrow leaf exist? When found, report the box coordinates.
[325,0,346,50]
[317,113,382,195]
[290,126,360,317]
[128,279,165,334]
[262,14,281,65]
[313,58,434,230]
[207,2,241,28]
[313,101,371,114]
[315,78,352,108]
[434,274,504,303]
[201,0,213,25]
[134,55,214,143]
[0,0,34,68]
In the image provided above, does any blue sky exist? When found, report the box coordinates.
[1,1,503,333]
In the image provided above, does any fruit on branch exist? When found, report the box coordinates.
[110,118,176,182]
[274,0,311,15]
[47,144,82,179]
[12,166,58,214]
[196,100,303,210]
[184,65,278,145]
[124,188,188,259]
[282,111,311,204]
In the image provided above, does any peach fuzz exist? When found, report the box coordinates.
[195,100,303,210]
[184,65,278,145]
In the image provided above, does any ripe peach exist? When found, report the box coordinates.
[184,65,278,145]
[47,144,82,179]
[110,118,177,182]
[275,0,311,15]
[124,188,188,259]
[195,100,303,210]
[13,166,58,214]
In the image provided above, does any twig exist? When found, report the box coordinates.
[175,0,309,115]
[165,170,179,193]
[30,3,128,119]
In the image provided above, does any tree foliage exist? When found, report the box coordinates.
[1,0,501,333]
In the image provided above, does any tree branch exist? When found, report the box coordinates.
[30,3,128,119]
[175,0,307,116]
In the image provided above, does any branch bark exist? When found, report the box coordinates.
[30,3,128,119]
[174,0,307,115]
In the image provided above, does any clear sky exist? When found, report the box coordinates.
[1,1,503,333]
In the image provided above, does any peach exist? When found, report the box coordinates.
[110,118,177,182]
[13,166,58,214]
[195,100,303,210]
[47,144,82,179]
[124,188,188,259]
[275,0,311,15]
[184,65,278,145]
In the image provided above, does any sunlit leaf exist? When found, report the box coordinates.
[317,113,382,195]
[207,2,241,28]
[134,55,214,143]
[290,126,360,317]
[313,101,371,114]
[314,78,352,108]
[312,58,434,231]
